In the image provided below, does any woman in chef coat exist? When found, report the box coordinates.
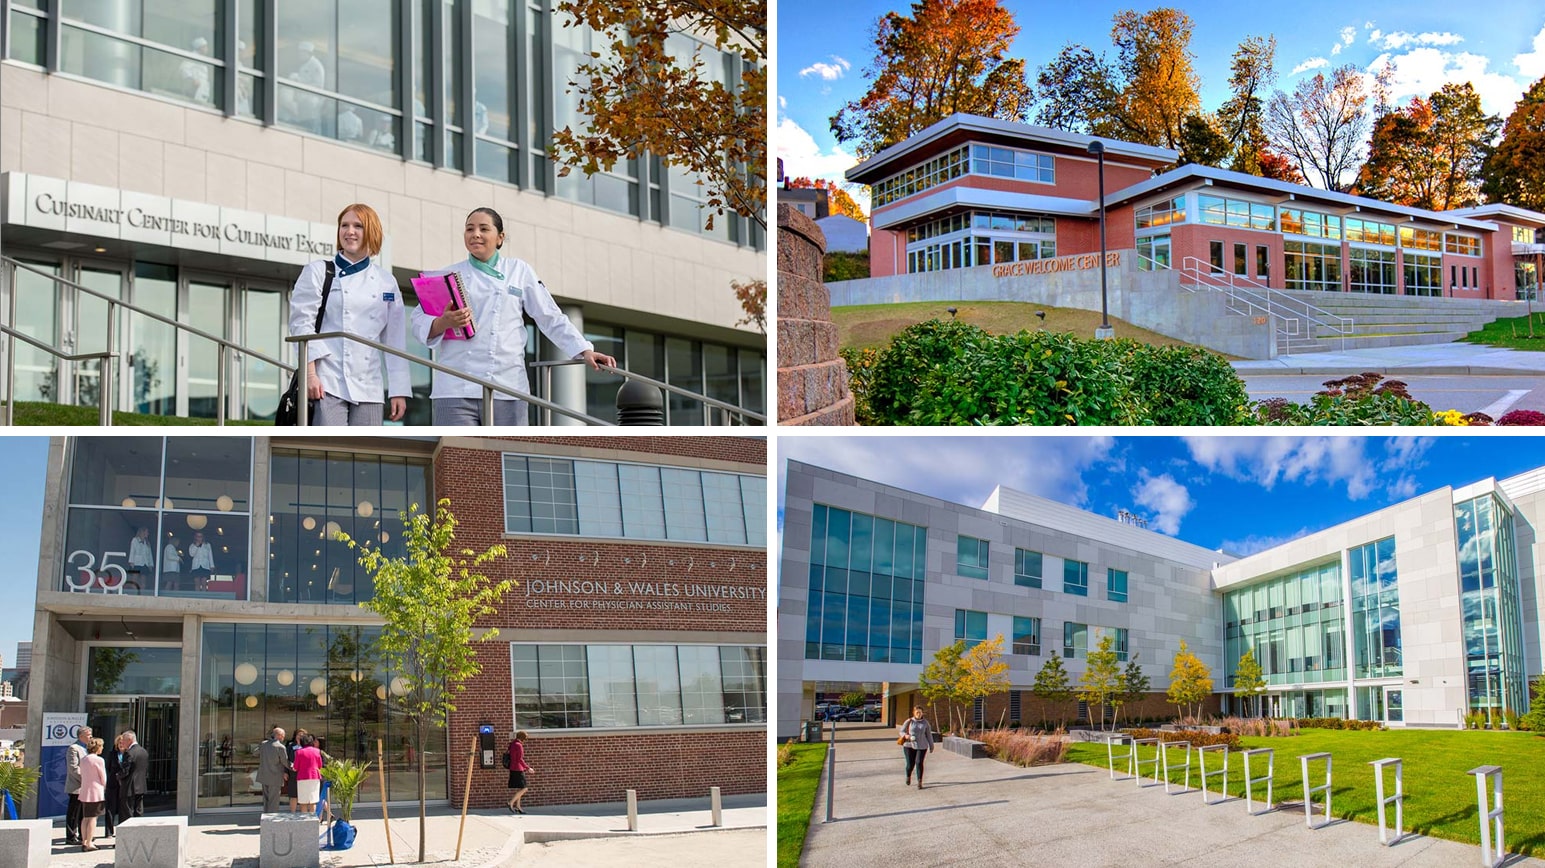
[410,207,615,426]
[289,203,410,425]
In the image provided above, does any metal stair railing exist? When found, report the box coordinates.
[529,359,766,426]
[1178,256,1353,352]
[3,256,296,426]
[0,323,117,425]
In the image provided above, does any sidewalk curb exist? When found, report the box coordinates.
[1233,365,1529,376]
[473,823,768,868]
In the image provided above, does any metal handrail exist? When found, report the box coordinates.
[1178,256,1353,351]
[0,325,117,425]
[529,359,767,425]
[290,331,614,426]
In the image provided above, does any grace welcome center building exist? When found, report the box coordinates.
[777,458,1545,740]
[0,2,765,424]
[26,434,767,817]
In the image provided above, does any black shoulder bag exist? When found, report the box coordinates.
[275,261,336,426]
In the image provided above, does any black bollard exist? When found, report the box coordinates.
[616,379,665,425]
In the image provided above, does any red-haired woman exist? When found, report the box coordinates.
[288,203,411,425]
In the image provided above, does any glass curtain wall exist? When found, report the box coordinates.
[198,623,443,809]
[805,505,926,664]
[510,644,765,729]
[1349,537,1402,679]
[1223,561,1345,689]
[1455,494,1528,714]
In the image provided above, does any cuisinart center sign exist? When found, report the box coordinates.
[2,172,337,267]
[522,578,767,614]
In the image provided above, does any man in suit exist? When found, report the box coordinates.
[118,730,150,819]
[64,725,92,845]
[257,727,292,813]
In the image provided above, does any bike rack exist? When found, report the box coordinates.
[1241,748,1274,815]
[1468,765,1505,868]
[1106,733,1134,781]
[1161,740,1192,795]
[1300,752,1333,829]
[1197,744,1229,804]
[1369,758,1404,845]
[1130,737,1161,788]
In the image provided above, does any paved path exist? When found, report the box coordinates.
[1230,342,1545,376]
[39,795,766,867]
[800,726,1541,868]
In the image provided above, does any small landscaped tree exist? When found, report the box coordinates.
[919,640,969,735]
[1521,677,1545,733]
[1117,654,1151,726]
[959,634,1012,731]
[1167,640,1213,721]
[1234,649,1268,718]
[1080,634,1125,731]
[1032,653,1076,730]
[341,499,514,864]
[839,690,868,712]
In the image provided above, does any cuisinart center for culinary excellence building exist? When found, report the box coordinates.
[27,435,766,817]
[0,3,765,424]
[777,459,1544,739]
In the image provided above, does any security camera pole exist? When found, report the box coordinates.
[1088,139,1113,340]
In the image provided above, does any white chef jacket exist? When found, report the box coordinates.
[188,541,215,572]
[129,535,155,568]
[409,255,593,400]
[289,256,412,406]
[162,544,182,573]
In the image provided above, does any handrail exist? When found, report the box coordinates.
[1178,256,1353,351]
[529,359,767,425]
[289,331,615,426]
[0,325,117,425]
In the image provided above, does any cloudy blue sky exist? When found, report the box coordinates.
[777,0,1545,212]
[0,438,49,670]
[776,435,1545,554]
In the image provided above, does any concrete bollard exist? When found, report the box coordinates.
[117,816,189,868]
[0,819,51,867]
[711,786,723,827]
[260,812,319,868]
[626,788,638,832]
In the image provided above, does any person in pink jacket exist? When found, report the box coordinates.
[77,738,107,852]
[293,733,324,813]
[506,731,534,814]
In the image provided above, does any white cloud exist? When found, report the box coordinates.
[1132,472,1193,535]
[776,115,870,214]
[1181,436,1434,502]
[798,56,851,81]
[1220,528,1314,557]
[1379,31,1464,50]
[1291,56,1330,76]
[1341,26,1357,47]
[1369,28,1383,43]
[1516,24,1545,79]
[1375,47,1528,115]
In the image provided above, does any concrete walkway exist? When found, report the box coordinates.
[1231,342,1545,376]
[800,725,1541,868]
[37,794,766,867]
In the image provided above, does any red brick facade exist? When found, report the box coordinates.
[434,437,767,808]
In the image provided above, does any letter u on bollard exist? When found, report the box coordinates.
[1369,758,1404,846]
[1468,765,1505,868]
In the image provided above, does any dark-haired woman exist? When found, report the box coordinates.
[505,730,534,813]
[410,207,615,426]
[288,202,411,426]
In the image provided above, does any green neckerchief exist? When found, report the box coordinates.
[469,252,504,281]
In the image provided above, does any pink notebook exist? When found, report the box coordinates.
[412,272,476,340]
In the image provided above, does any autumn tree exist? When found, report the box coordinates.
[732,279,765,333]
[1177,114,1231,167]
[1358,83,1499,209]
[1234,649,1268,718]
[918,639,969,734]
[831,0,1030,157]
[1032,44,1120,136]
[1264,65,1370,191]
[1031,652,1076,730]
[1166,640,1212,721]
[1483,75,1545,209]
[341,500,513,864]
[551,0,765,228]
[1217,35,1277,174]
[784,176,868,220]
[959,634,1012,730]
[1079,634,1125,731]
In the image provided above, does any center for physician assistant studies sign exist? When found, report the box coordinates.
[522,578,767,613]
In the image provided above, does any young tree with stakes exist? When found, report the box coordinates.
[1079,634,1124,731]
[1118,654,1151,727]
[919,640,969,734]
[1167,640,1213,721]
[1234,649,1268,718]
[1032,653,1076,731]
[959,635,1011,730]
[339,499,513,864]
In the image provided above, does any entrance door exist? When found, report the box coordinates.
[84,696,179,813]
[9,259,62,402]
[185,278,231,419]
[72,263,129,412]
[128,263,179,416]
[1384,687,1404,724]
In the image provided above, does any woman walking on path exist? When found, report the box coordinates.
[506,731,534,813]
[899,707,935,789]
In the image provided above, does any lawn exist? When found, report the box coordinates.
[1462,312,1545,350]
[1066,728,1545,855]
[830,301,1202,352]
[776,742,828,868]
[3,402,272,426]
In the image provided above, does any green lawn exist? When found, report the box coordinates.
[830,301,1204,353]
[1462,312,1545,350]
[776,743,828,868]
[1067,728,1545,855]
[3,402,272,426]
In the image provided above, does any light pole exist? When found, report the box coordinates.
[1087,140,1113,340]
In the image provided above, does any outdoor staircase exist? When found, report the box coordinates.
[1178,257,1519,355]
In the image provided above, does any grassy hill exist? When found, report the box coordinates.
[2,402,272,426]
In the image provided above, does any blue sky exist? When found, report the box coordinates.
[777,0,1545,212]
[777,435,1545,554]
[0,438,49,670]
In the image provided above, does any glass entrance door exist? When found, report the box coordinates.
[186,279,231,419]
[240,283,287,421]
[73,264,128,413]
[129,263,179,417]
[83,696,179,814]
[1384,687,1404,724]
[10,259,62,402]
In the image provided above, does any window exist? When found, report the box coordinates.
[1345,218,1396,246]
[956,535,989,579]
[502,455,763,545]
[1279,208,1341,240]
[1233,243,1247,276]
[1197,195,1275,230]
[871,146,969,208]
[970,144,1054,183]
[1514,226,1537,244]
[1256,245,1270,281]
[1209,241,1225,274]
[1348,248,1397,294]
[1012,617,1041,655]
[1446,234,1481,256]
[1063,560,1089,596]
[955,609,988,649]
[56,2,225,113]
[1399,226,1443,251]
[1097,626,1130,661]
[1014,548,1043,589]
[1107,569,1128,603]
[1284,240,1342,291]
[1137,235,1172,271]
[1404,253,1442,297]
[807,505,926,665]
[512,643,765,730]
[1135,197,1186,229]
[1349,537,1402,679]
[904,210,1055,274]
[1063,622,1088,659]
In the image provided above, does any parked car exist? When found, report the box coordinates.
[814,705,850,721]
[838,706,881,722]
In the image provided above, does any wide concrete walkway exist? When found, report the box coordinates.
[38,794,766,867]
[1231,342,1545,376]
[800,725,1541,868]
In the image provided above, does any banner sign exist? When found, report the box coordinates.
[39,712,88,818]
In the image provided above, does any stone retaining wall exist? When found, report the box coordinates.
[777,204,855,425]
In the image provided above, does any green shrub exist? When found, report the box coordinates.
[1122,343,1250,425]
[1251,373,1438,425]
[1125,728,1242,750]
[839,347,880,425]
[823,251,870,282]
[1522,678,1545,733]
[1292,717,1384,731]
[0,763,39,802]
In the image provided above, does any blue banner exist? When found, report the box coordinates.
[39,713,87,818]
